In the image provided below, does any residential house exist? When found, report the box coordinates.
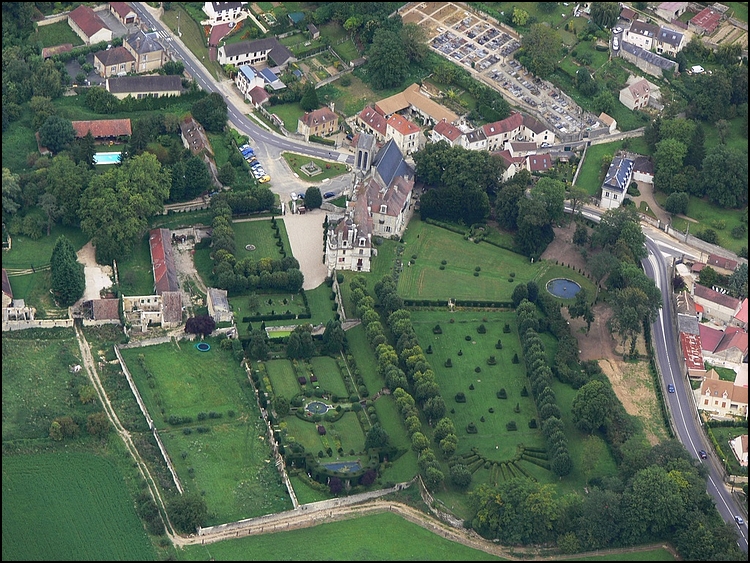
[180,116,213,158]
[733,298,748,330]
[106,75,183,100]
[297,106,339,141]
[619,78,651,110]
[506,141,538,158]
[494,149,525,182]
[374,83,459,127]
[521,114,556,146]
[695,369,748,419]
[655,27,685,56]
[619,41,678,78]
[71,119,132,141]
[431,119,464,147]
[386,113,422,155]
[463,128,487,152]
[626,20,660,50]
[202,2,247,27]
[701,325,748,363]
[217,37,294,70]
[235,65,265,101]
[94,46,136,78]
[599,112,617,134]
[68,5,113,45]
[656,2,688,22]
[327,137,413,274]
[109,2,138,26]
[526,153,553,174]
[678,312,706,378]
[706,254,738,276]
[482,112,524,151]
[123,30,167,74]
[693,283,742,325]
[356,106,388,142]
[689,6,723,35]
[729,434,748,467]
[599,155,634,210]
[632,154,654,184]
[207,288,233,323]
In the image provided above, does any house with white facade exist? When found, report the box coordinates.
[693,284,743,325]
[235,65,265,101]
[655,27,685,56]
[431,119,464,147]
[695,369,748,420]
[218,37,294,70]
[202,2,247,27]
[68,5,113,46]
[483,112,524,151]
[599,155,634,210]
[626,20,660,50]
[619,79,651,111]
[386,113,421,155]
[729,434,748,467]
[356,106,388,143]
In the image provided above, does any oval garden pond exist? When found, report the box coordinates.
[546,278,582,298]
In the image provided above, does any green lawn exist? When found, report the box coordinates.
[233,218,285,259]
[266,102,305,132]
[32,20,84,48]
[2,452,156,561]
[283,152,349,182]
[265,359,301,399]
[309,355,348,398]
[575,138,651,197]
[116,231,155,296]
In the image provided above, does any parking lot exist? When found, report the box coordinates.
[399,2,604,141]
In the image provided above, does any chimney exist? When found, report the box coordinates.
[136,36,141,50]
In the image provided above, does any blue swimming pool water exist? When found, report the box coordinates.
[323,461,362,472]
[94,152,121,165]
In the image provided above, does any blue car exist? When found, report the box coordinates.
[324,191,336,199]
[667,384,675,393]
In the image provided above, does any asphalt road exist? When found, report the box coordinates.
[130,3,748,552]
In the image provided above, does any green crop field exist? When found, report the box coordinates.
[2,452,156,561]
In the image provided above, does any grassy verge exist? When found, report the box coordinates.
[160,4,223,80]
[282,152,349,181]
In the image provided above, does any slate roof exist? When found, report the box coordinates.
[211,1,244,12]
[221,38,293,67]
[106,75,182,94]
[602,156,634,192]
[633,154,654,176]
[149,228,179,294]
[372,139,414,188]
[465,128,487,145]
[657,27,684,47]
[621,41,679,71]
[629,20,659,39]
[522,114,549,134]
[72,119,132,138]
[125,30,165,55]
[95,46,135,67]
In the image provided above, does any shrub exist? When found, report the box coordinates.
[488,407,494,413]
[520,386,528,397]
[696,228,719,244]
[477,324,486,334]
[514,402,520,413]
[445,358,453,367]
[503,323,511,333]
[480,416,485,422]
[474,366,481,373]
[495,339,503,349]
[426,344,433,354]
[497,388,507,399]
[512,353,519,364]
[467,422,478,433]
[457,349,463,356]
[433,324,443,334]
[506,421,517,431]
[465,335,472,341]
[441,260,447,265]
[475,266,481,272]
[439,265,445,270]
[469,383,475,390]
[528,418,538,428]
[455,392,466,403]
[487,355,497,365]
[474,272,480,276]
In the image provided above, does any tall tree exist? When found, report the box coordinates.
[700,145,748,208]
[304,186,322,210]
[191,93,228,132]
[518,24,560,78]
[590,2,620,28]
[299,82,319,112]
[50,235,85,306]
[70,131,96,169]
[44,155,93,226]
[571,379,614,433]
[2,167,22,218]
[79,153,170,263]
[321,318,345,354]
[38,115,75,154]
[38,192,61,236]
[367,28,409,90]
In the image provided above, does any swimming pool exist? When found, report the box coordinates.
[94,152,121,165]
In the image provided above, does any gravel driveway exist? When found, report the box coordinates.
[280,208,329,289]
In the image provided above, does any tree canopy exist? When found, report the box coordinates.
[191,93,228,133]
[517,24,560,79]
[39,115,75,154]
[50,235,85,307]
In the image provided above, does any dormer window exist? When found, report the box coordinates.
[380,205,387,214]
[359,238,366,247]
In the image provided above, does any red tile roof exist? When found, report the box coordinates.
[706,254,738,272]
[714,327,748,355]
[690,7,722,34]
[300,107,337,128]
[386,113,420,136]
[527,153,552,172]
[149,228,179,294]
[483,112,523,137]
[433,119,463,142]
[358,106,387,136]
[91,298,120,320]
[699,323,725,353]
[680,331,705,370]
[42,43,73,59]
[736,298,748,324]
[109,1,135,19]
[694,284,741,312]
[72,119,132,138]
[69,5,109,38]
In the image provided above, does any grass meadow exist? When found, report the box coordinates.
[2,452,157,561]
[32,19,84,48]
[2,329,84,441]
[120,338,291,524]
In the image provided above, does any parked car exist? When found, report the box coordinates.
[698,450,708,459]
[290,192,298,201]
[667,384,675,393]
[324,191,336,199]
[613,26,622,34]
[297,193,304,199]
[258,175,271,184]
[612,37,619,50]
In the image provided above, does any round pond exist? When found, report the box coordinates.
[546,278,581,298]
[306,401,329,415]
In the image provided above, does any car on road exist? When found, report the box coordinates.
[297,193,304,199]
[698,450,708,459]
[324,191,336,199]
[667,384,675,393]
[735,516,744,526]
[290,192,298,201]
